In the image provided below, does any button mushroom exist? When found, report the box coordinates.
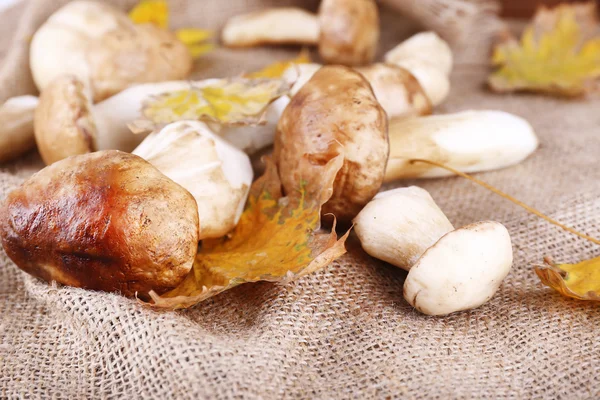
[0,150,199,297]
[222,0,380,66]
[133,121,253,239]
[354,187,513,316]
[30,1,192,102]
[274,65,389,223]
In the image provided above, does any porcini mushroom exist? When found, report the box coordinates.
[274,65,388,222]
[281,32,454,118]
[353,187,454,270]
[0,96,39,163]
[403,221,513,316]
[34,76,287,165]
[0,150,199,297]
[222,0,380,66]
[384,110,539,182]
[133,121,253,239]
[353,187,513,316]
[30,1,192,102]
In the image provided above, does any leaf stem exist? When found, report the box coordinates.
[409,159,600,246]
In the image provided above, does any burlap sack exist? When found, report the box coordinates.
[1,1,599,398]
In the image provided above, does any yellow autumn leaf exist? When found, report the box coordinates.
[489,2,600,96]
[175,28,215,59]
[129,1,214,59]
[147,154,348,309]
[131,78,289,131]
[247,49,312,79]
[128,0,169,29]
[535,256,600,301]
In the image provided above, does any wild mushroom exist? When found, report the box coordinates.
[274,65,388,223]
[33,76,286,165]
[403,221,513,316]
[0,150,199,297]
[354,187,513,316]
[133,121,253,239]
[222,0,380,66]
[353,187,454,270]
[30,1,192,102]
[281,32,453,118]
[0,96,39,163]
[384,110,539,182]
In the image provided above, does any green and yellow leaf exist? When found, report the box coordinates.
[148,153,348,309]
[247,49,311,79]
[535,256,600,301]
[131,78,290,132]
[489,2,600,96]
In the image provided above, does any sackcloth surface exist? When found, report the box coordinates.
[0,1,599,398]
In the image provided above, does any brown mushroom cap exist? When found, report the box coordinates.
[0,150,199,297]
[34,76,98,165]
[87,24,192,102]
[318,0,380,66]
[274,65,389,222]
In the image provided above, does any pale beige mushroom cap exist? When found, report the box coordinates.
[353,187,454,271]
[34,76,97,165]
[318,0,380,66]
[404,221,513,316]
[30,1,192,102]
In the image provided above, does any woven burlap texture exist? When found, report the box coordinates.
[1,0,600,398]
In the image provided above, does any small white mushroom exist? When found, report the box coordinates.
[222,0,380,66]
[354,187,513,316]
[30,1,192,102]
[0,96,39,163]
[353,187,454,270]
[384,110,539,182]
[403,221,513,316]
[133,121,253,239]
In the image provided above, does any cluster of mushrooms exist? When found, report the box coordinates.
[0,0,539,316]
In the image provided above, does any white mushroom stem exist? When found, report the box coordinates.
[0,96,39,163]
[35,77,289,163]
[403,221,513,316]
[222,8,320,47]
[384,110,539,182]
[353,187,454,271]
[222,0,379,66]
[133,121,253,239]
